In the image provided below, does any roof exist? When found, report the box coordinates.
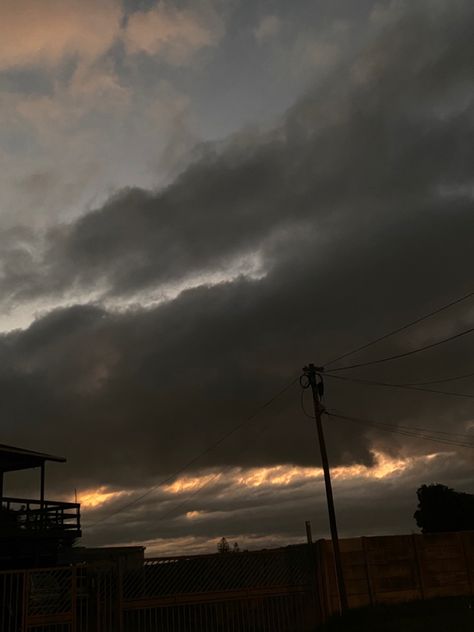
[0,443,66,473]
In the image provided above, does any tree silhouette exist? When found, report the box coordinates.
[414,484,474,533]
[217,537,230,553]
[217,537,240,553]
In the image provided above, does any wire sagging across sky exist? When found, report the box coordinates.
[327,325,474,373]
[325,411,474,450]
[325,288,474,368]
[86,374,300,529]
[323,371,474,402]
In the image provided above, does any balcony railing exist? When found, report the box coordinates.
[0,497,81,538]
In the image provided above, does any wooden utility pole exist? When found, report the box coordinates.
[302,363,348,613]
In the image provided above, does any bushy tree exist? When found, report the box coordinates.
[414,484,474,533]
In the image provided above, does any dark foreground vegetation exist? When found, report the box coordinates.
[320,597,473,632]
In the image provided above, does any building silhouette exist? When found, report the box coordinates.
[0,443,81,568]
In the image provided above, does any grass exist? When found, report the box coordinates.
[320,596,474,632]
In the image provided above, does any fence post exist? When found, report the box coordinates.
[362,537,375,606]
[411,534,425,600]
[310,540,325,627]
[71,566,77,632]
[458,532,474,596]
[319,540,333,620]
[87,565,99,632]
[22,570,28,632]
[117,558,124,632]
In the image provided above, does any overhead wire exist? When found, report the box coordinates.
[299,377,474,440]
[399,370,474,386]
[156,386,297,525]
[327,325,474,373]
[86,373,300,528]
[325,408,473,441]
[324,288,474,367]
[323,371,474,402]
[325,411,474,450]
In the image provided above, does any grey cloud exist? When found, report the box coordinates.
[0,0,473,548]
[1,203,473,495]
[2,0,472,306]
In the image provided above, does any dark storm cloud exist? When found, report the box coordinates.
[2,0,472,304]
[2,205,473,494]
[0,0,473,545]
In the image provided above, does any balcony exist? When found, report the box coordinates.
[0,497,81,539]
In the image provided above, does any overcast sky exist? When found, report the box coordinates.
[0,0,473,555]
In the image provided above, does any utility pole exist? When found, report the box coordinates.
[302,363,348,613]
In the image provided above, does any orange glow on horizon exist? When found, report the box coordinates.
[78,451,442,509]
[236,450,439,488]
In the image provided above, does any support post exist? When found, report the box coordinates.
[40,463,45,529]
[302,363,348,613]
[40,463,45,507]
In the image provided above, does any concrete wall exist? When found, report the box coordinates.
[318,531,474,618]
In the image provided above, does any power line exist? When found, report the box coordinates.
[300,379,473,440]
[325,288,474,367]
[155,383,297,525]
[400,370,474,386]
[323,371,474,402]
[327,326,474,373]
[326,411,474,449]
[157,470,224,525]
[326,408,473,441]
[86,374,299,529]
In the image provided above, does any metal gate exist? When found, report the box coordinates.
[0,564,120,632]
[0,566,75,632]
[0,547,322,631]
[122,589,317,632]
[121,548,321,632]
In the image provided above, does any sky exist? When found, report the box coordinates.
[0,0,473,556]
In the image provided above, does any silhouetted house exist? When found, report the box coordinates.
[0,443,81,568]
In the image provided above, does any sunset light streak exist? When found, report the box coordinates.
[81,451,443,512]
[78,486,126,508]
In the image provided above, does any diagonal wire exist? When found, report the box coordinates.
[399,370,474,386]
[323,371,474,403]
[325,288,474,367]
[154,378,300,525]
[325,411,474,449]
[326,408,473,441]
[327,326,474,373]
[86,374,300,528]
